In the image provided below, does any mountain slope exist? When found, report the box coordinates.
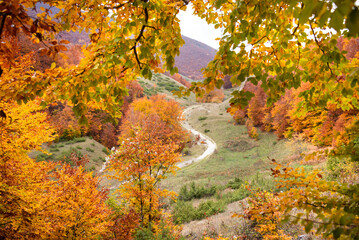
[175,35,217,81]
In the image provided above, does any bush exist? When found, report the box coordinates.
[91,143,95,146]
[198,116,207,121]
[88,166,96,171]
[172,200,226,224]
[102,148,110,154]
[65,140,75,145]
[178,182,217,201]
[57,147,84,166]
[86,147,94,152]
[219,187,250,204]
[182,147,190,156]
[61,127,82,141]
[74,137,86,143]
[36,153,54,162]
[99,157,106,162]
[226,177,244,189]
[204,129,210,133]
[135,220,184,240]
[76,146,82,149]
[250,172,277,192]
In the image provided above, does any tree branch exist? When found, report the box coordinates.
[104,3,126,10]
[130,7,149,69]
[0,13,10,40]
[309,22,334,76]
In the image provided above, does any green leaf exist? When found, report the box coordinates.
[330,9,345,32]
[304,221,313,233]
[299,3,316,24]
[214,0,226,9]
[333,227,343,239]
[346,7,359,37]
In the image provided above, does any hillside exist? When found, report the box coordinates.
[174,36,217,81]
[63,33,217,81]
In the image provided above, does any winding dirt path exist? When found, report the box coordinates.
[176,105,217,168]
[99,104,218,174]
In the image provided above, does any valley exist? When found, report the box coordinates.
[3,3,359,238]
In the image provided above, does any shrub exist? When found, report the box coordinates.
[172,200,226,224]
[198,116,207,121]
[226,177,244,189]
[91,143,95,146]
[135,220,184,240]
[220,187,250,204]
[178,182,217,201]
[86,147,94,152]
[90,166,96,171]
[102,148,110,154]
[76,146,82,149]
[57,147,84,166]
[74,137,86,143]
[250,172,277,192]
[204,129,210,133]
[182,148,190,156]
[36,153,54,162]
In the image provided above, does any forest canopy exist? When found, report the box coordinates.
[1,0,359,115]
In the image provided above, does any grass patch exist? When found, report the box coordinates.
[161,101,309,194]
[31,137,108,175]
[224,139,258,152]
[172,173,275,224]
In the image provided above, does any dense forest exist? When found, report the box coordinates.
[1,0,359,239]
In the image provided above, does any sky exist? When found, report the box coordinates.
[177,5,222,50]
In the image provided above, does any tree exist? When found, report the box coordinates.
[0,100,113,239]
[187,0,359,113]
[108,126,181,228]
[121,95,189,149]
[196,89,225,103]
[1,0,187,119]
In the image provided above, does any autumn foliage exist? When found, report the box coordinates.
[197,89,225,103]
[171,73,191,88]
[0,100,112,239]
[230,81,359,147]
[121,94,189,149]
